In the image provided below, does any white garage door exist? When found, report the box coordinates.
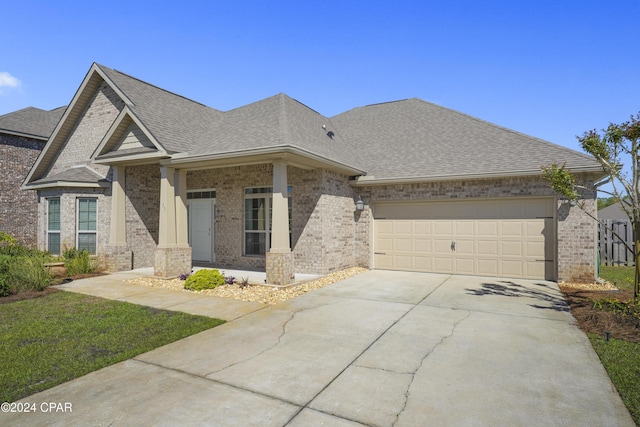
[373,198,555,280]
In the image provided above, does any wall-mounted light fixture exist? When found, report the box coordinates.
[355,196,365,211]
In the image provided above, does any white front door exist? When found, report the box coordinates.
[189,199,214,262]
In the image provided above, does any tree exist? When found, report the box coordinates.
[542,112,640,300]
[597,196,619,210]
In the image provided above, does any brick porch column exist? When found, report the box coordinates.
[266,162,294,285]
[104,165,132,271]
[154,166,191,277]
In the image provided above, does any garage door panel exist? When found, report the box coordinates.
[434,257,453,272]
[525,241,545,257]
[414,221,431,235]
[455,221,475,236]
[373,198,555,280]
[477,259,499,276]
[501,240,523,257]
[434,239,453,254]
[395,238,412,252]
[526,261,546,278]
[501,260,524,277]
[414,238,431,253]
[525,221,545,237]
[477,240,499,256]
[455,258,475,274]
[477,221,498,236]
[393,221,413,235]
[414,256,431,271]
[501,222,523,237]
[394,255,413,270]
[455,239,474,255]
[434,221,452,235]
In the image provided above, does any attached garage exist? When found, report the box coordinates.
[373,198,555,280]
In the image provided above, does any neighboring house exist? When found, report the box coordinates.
[23,63,602,284]
[598,201,627,220]
[0,106,65,246]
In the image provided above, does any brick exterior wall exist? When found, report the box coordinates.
[125,165,160,269]
[47,81,122,178]
[0,134,44,246]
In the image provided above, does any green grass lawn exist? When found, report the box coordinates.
[0,291,224,402]
[599,265,634,292]
[588,334,640,425]
[592,265,639,425]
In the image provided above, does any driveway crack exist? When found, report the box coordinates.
[392,309,472,426]
[205,304,330,377]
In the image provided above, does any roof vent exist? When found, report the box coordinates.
[327,131,334,139]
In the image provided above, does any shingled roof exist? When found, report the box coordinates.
[0,106,65,140]
[25,63,601,188]
[331,98,600,182]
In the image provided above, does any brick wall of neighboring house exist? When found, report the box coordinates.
[0,134,44,246]
[47,81,123,177]
[356,174,598,283]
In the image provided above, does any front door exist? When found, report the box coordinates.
[189,199,214,262]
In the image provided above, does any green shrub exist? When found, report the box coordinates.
[8,255,52,292]
[64,249,97,276]
[0,275,11,297]
[183,269,225,291]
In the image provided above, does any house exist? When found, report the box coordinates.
[598,201,627,220]
[23,63,602,284]
[0,106,65,246]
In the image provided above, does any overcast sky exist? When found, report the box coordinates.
[1,0,638,157]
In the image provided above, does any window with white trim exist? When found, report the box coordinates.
[244,186,291,256]
[77,198,97,254]
[47,198,61,255]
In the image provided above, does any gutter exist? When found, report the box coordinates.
[168,145,367,175]
[350,166,604,186]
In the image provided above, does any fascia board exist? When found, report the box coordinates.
[22,181,105,190]
[350,166,604,186]
[0,129,48,140]
[168,145,366,175]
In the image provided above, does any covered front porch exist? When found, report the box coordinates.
[105,161,298,286]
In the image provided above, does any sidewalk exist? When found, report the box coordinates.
[55,268,267,321]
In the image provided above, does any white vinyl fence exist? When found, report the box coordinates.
[598,219,635,266]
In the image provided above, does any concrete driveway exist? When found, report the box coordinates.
[4,271,634,426]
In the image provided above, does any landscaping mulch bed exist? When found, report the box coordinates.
[124,267,368,305]
[0,287,60,304]
[559,286,640,343]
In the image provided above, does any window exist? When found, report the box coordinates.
[77,198,97,254]
[244,186,291,256]
[47,198,61,255]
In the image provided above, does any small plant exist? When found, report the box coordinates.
[183,269,225,291]
[64,249,97,276]
[238,277,250,289]
[592,297,640,319]
[224,274,236,285]
[178,272,191,281]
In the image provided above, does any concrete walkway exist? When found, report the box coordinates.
[4,271,634,426]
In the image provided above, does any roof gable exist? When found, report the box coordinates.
[91,107,168,164]
[182,93,365,172]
